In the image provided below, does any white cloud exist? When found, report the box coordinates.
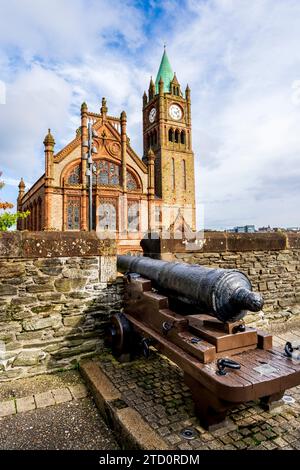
[0,64,72,180]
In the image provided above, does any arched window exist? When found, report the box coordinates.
[67,197,81,230]
[150,132,154,147]
[24,207,28,229]
[168,128,174,142]
[37,198,42,231]
[29,204,33,230]
[128,201,139,232]
[67,165,81,184]
[180,130,185,144]
[93,160,120,186]
[175,129,179,143]
[33,200,37,231]
[126,171,138,191]
[97,200,117,232]
[153,129,157,145]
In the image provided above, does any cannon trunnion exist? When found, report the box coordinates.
[108,256,300,430]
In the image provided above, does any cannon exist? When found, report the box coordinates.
[117,255,264,323]
[107,255,300,430]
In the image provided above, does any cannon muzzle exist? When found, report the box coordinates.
[117,255,264,323]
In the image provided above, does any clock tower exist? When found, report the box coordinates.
[142,48,196,231]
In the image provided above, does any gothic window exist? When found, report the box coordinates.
[182,160,187,190]
[67,197,80,230]
[128,201,139,232]
[93,160,120,186]
[126,171,138,191]
[181,130,185,144]
[29,204,33,230]
[150,132,154,147]
[168,128,174,142]
[67,165,81,184]
[97,200,117,232]
[38,198,42,231]
[175,129,179,143]
[171,158,175,190]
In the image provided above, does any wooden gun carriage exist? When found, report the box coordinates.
[108,256,300,430]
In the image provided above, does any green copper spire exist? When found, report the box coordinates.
[155,47,174,94]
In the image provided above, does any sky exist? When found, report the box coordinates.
[0,0,300,230]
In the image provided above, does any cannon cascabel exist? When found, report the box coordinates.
[117,255,264,323]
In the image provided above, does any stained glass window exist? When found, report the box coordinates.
[126,171,138,190]
[93,160,120,186]
[67,197,80,230]
[128,201,139,232]
[92,160,139,190]
[97,200,117,231]
[67,165,81,184]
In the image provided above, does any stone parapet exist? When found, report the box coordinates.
[142,231,298,254]
[0,231,116,259]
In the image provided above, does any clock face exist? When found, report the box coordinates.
[169,104,182,121]
[149,107,156,123]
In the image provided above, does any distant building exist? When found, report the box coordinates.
[226,225,256,233]
[258,225,272,232]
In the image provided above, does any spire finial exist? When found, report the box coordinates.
[18,177,25,190]
[164,44,166,50]
[43,128,55,147]
[101,97,108,116]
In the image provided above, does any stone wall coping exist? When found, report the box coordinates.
[142,231,300,254]
[0,231,116,258]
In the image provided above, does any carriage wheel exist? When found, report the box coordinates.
[106,313,133,358]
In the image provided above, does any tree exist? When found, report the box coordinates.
[0,171,29,231]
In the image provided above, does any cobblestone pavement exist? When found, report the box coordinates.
[98,330,300,450]
[0,371,119,450]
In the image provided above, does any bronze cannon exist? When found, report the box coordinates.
[108,255,300,430]
[117,255,264,323]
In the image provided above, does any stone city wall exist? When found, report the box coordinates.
[143,232,300,331]
[0,232,122,382]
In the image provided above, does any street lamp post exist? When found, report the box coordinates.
[83,120,98,231]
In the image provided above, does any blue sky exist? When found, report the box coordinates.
[0,0,300,229]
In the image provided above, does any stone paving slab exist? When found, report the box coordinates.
[0,384,89,417]
[0,400,15,417]
[94,335,300,450]
[69,384,88,399]
[52,388,73,404]
[34,391,56,409]
[16,395,36,413]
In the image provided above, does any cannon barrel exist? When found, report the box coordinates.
[117,255,264,323]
